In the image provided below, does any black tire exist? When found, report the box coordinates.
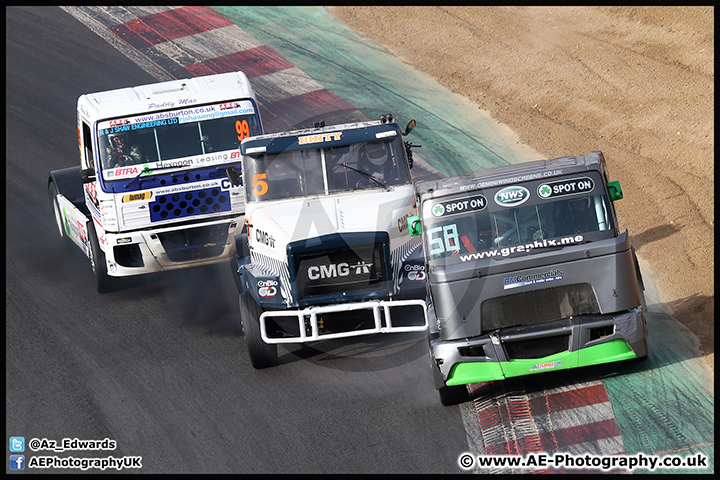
[87,223,114,293]
[239,291,278,369]
[48,182,73,251]
[438,384,469,406]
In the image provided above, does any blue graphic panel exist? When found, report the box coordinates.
[150,186,230,222]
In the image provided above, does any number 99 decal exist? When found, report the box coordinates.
[236,119,250,142]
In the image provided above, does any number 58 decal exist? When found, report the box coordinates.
[252,174,268,196]
[428,224,460,255]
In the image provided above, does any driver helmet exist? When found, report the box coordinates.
[363,141,389,166]
[108,133,128,150]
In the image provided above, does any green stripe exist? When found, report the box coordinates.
[446,339,637,386]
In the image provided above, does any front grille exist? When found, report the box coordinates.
[292,239,389,302]
[149,186,230,222]
[480,283,600,333]
[156,223,229,262]
[504,334,570,359]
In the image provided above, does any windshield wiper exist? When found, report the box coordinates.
[340,164,390,191]
[124,165,153,189]
[124,163,191,189]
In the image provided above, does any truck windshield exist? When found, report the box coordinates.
[245,136,412,202]
[423,173,615,264]
[96,100,260,179]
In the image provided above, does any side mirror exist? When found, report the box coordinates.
[80,168,95,184]
[407,215,422,236]
[226,165,242,186]
[607,181,623,201]
[404,119,416,136]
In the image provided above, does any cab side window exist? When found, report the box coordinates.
[81,122,94,170]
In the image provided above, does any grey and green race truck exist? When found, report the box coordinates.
[409,151,648,405]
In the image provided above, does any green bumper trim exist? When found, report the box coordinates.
[446,339,637,386]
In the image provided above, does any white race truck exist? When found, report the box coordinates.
[227,115,429,368]
[48,71,263,292]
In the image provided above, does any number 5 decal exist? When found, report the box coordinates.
[252,173,268,196]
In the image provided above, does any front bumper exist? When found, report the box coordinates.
[103,217,242,277]
[260,299,428,344]
[430,307,648,388]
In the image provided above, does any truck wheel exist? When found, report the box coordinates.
[87,223,114,293]
[48,182,72,251]
[438,384,469,406]
[239,291,278,369]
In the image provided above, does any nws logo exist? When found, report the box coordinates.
[494,186,530,207]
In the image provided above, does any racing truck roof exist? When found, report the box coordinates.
[414,151,609,200]
[240,119,403,156]
[77,71,255,121]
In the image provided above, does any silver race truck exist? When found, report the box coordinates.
[48,71,263,292]
[409,151,648,405]
[227,115,429,368]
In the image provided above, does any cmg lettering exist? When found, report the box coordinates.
[307,262,370,280]
[255,229,275,248]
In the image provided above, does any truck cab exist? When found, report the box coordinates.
[230,115,428,368]
[48,71,263,292]
[410,151,648,405]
